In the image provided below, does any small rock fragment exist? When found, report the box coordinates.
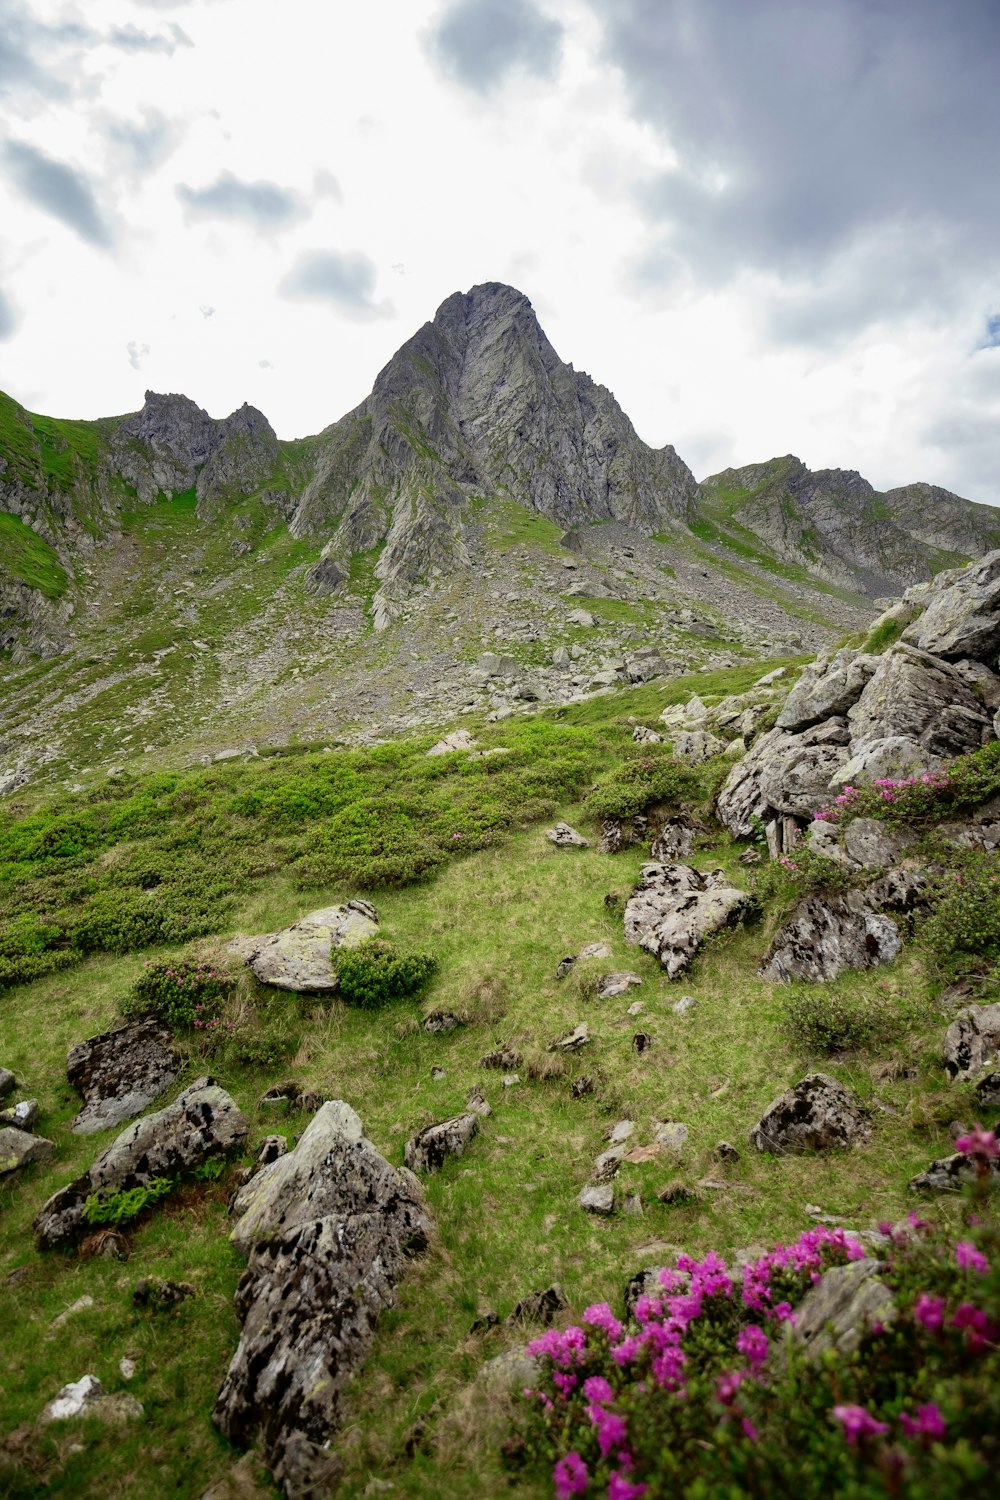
[0,1126,55,1178]
[579,1182,615,1215]
[672,995,697,1016]
[571,1076,594,1098]
[466,1088,492,1118]
[404,1114,479,1173]
[656,1181,698,1205]
[604,1119,637,1144]
[423,1011,460,1034]
[133,1277,195,1309]
[507,1285,568,1326]
[546,822,590,848]
[479,1048,522,1071]
[653,1121,689,1152]
[0,1099,38,1131]
[632,1031,655,1054]
[716,1141,741,1164]
[549,1022,590,1052]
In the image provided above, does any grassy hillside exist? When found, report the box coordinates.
[1,665,991,1499]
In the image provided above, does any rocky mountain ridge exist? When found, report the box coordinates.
[1,282,997,790]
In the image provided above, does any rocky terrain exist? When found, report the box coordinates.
[1,549,999,1498]
[2,283,997,797]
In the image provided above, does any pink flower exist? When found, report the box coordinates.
[583,1375,615,1404]
[833,1405,890,1445]
[956,1240,990,1275]
[955,1127,999,1160]
[594,1410,628,1457]
[913,1292,946,1332]
[554,1453,589,1498]
[951,1302,998,1353]
[583,1303,624,1342]
[736,1325,768,1371]
[741,1418,759,1442]
[608,1476,646,1500]
[899,1403,947,1442]
[715,1369,744,1406]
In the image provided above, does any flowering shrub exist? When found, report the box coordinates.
[814,772,952,828]
[506,1134,999,1498]
[122,957,234,1030]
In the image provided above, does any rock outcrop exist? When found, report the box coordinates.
[624,862,748,979]
[0,1125,55,1177]
[215,1101,431,1499]
[403,1113,478,1172]
[67,1018,181,1135]
[35,1078,247,1248]
[759,894,902,983]
[248,901,379,993]
[943,1004,1000,1083]
[749,1073,871,1154]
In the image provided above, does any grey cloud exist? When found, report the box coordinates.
[106,108,182,173]
[278,250,392,320]
[177,171,305,231]
[428,0,563,90]
[200,305,215,318]
[127,340,150,369]
[0,6,93,101]
[980,316,1000,351]
[0,286,17,340]
[593,0,1000,332]
[4,140,114,248]
[107,22,192,54]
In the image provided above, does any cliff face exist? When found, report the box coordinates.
[108,393,279,512]
[290,283,697,626]
[696,457,999,597]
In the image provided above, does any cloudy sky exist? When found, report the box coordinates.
[1,0,998,502]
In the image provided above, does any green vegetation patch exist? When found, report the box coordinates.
[0,512,68,598]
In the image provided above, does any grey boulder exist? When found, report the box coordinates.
[0,1067,15,1100]
[0,1126,55,1178]
[594,971,643,1000]
[650,817,696,860]
[215,1102,431,1499]
[672,729,725,764]
[759,893,901,983]
[0,1099,39,1131]
[903,549,1000,662]
[248,901,379,993]
[845,644,993,763]
[67,1017,182,1135]
[546,822,589,848]
[943,1004,1000,1083]
[910,1151,1000,1194]
[624,862,748,979]
[792,1259,896,1358]
[776,648,879,732]
[716,722,850,835]
[403,1113,479,1173]
[35,1078,248,1249]
[749,1073,872,1154]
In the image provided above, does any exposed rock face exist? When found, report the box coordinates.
[650,817,696,860]
[624,862,748,979]
[910,1152,1000,1193]
[749,1073,872,1153]
[672,729,725,764]
[215,1102,431,1499]
[842,644,992,771]
[777,648,879,732]
[903,549,1000,660]
[34,1078,247,1248]
[427,729,476,756]
[67,1018,181,1135]
[943,1004,1000,1083]
[793,1259,896,1358]
[546,821,590,847]
[0,1126,55,1177]
[716,720,850,836]
[109,392,278,510]
[290,283,697,627]
[403,1113,478,1172]
[248,901,379,993]
[759,894,902,983]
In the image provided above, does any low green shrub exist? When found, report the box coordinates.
[331,938,437,1009]
[583,750,700,822]
[122,957,234,1029]
[782,985,900,1052]
[752,847,859,906]
[921,853,1000,978]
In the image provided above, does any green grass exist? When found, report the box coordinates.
[474,497,567,556]
[0,675,980,1496]
[0,514,68,598]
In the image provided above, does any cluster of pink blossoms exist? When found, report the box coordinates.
[526,1229,870,1499]
[813,770,951,823]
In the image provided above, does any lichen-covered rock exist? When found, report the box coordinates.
[0,1099,38,1130]
[776,648,879,732]
[909,1151,1000,1194]
[943,1003,1000,1083]
[39,1373,143,1425]
[579,1182,615,1215]
[67,1018,181,1135]
[792,1259,896,1357]
[759,893,901,983]
[672,729,725,764]
[749,1073,872,1154]
[841,818,914,870]
[403,1113,478,1173]
[215,1101,431,1499]
[248,901,379,993]
[845,644,993,761]
[35,1078,247,1249]
[546,822,589,847]
[903,549,1000,661]
[426,729,476,756]
[0,1067,16,1100]
[650,817,695,860]
[716,722,850,835]
[594,971,643,1000]
[624,862,748,979]
[0,1126,55,1177]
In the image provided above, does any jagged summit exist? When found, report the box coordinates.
[110,392,278,512]
[291,280,697,626]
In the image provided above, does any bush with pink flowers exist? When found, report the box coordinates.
[505,1134,1000,1498]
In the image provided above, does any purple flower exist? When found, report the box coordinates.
[899,1403,947,1442]
[736,1325,768,1371]
[833,1404,890,1446]
[955,1127,999,1160]
[583,1303,623,1342]
[956,1240,990,1275]
[594,1410,628,1457]
[608,1475,646,1500]
[741,1418,758,1442]
[583,1375,615,1405]
[913,1293,946,1332]
[715,1369,744,1406]
[553,1452,589,1498]
[951,1301,998,1353]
